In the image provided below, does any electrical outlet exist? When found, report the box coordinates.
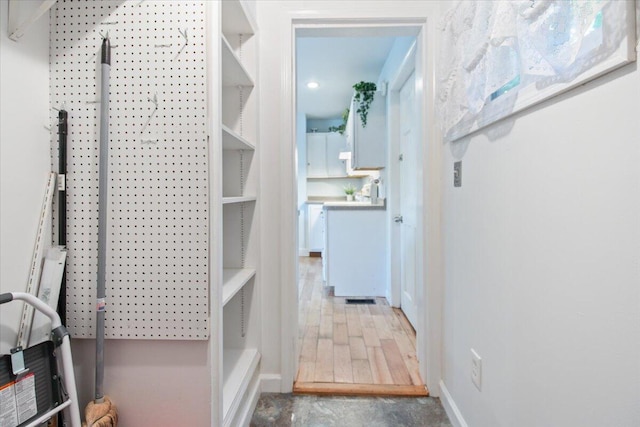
[471,349,482,391]
[454,161,462,187]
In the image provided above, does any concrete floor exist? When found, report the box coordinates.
[250,393,452,427]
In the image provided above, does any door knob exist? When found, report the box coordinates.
[394,215,403,223]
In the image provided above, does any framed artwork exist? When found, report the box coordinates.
[438,0,637,141]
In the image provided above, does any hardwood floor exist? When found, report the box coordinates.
[294,257,428,396]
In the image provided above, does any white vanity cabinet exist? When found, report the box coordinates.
[345,92,386,170]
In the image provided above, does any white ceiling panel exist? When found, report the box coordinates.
[296,36,397,119]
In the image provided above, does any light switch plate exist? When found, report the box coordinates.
[454,161,462,187]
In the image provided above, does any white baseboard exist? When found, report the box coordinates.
[259,374,282,393]
[238,375,261,427]
[298,249,309,257]
[439,380,469,427]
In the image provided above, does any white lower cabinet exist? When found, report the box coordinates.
[307,203,324,252]
[324,207,387,297]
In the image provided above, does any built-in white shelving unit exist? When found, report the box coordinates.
[217,1,261,426]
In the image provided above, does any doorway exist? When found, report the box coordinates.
[293,24,427,395]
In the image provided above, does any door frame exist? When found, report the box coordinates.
[388,42,418,310]
[279,11,443,396]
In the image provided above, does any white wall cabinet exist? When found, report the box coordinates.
[306,132,348,177]
[218,2,261,426]
[326,133,348,176]
[306,133,326,177]
[345,92,387,170]
[307,203,324,251]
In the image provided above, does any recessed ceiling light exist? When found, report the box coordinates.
[307,81,319,89]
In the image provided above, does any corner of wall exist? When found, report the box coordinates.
[0,0,52,355]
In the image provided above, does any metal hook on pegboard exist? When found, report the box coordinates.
[140,92,159,137]
[174,28,189,60]
[86,32,118,63]
[45,104,66,131]
[178,28,188,45]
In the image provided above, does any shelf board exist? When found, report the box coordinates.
[8,0,56,41]
[221,0,256,37]
[223,348,260,425]
[222,196,257,205]
[222,125,255,151]
[222,35,254,87]
[223,268,256,306]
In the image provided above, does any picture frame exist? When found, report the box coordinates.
[440,0,638,141]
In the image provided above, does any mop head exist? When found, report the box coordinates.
[83,396,118,427]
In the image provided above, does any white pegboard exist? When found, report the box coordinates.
[50,0,209,339]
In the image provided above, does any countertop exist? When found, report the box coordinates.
[306,196,344,205]
[306,197,386,210]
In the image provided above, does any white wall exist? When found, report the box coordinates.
[306,118,343,132]
[442,29,640,427]
[306,177,369,198]
[71,339,210,426]
[0,0,52,354]
[0,2,212,424]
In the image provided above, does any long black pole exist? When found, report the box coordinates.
[57,109,68,325]
[56,108,68,427]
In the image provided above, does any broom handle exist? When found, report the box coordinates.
[95,35,111,404]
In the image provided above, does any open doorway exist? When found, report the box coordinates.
[293,24,427,395]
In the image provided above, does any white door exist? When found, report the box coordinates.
[399,71,418,328]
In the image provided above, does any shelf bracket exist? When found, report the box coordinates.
[8,0,57,42]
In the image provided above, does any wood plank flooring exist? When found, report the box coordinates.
[295,257,428,396]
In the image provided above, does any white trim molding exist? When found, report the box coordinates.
[259,374,282,393]
[439,380,469,427]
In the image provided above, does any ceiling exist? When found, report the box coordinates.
[296,36,398,120]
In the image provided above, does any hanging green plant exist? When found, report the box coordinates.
[353,81,377,127]
[328,108,350,135]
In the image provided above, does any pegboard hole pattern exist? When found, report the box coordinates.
[50,0,209,340]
